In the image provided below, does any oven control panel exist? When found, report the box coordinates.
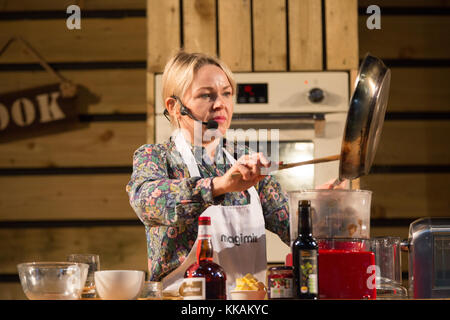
[232,72,349,114]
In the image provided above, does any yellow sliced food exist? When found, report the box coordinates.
[235,273,266,291]
[236,283,251,290]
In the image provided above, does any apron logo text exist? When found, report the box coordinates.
[221,233,258,246]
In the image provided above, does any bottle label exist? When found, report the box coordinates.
[269,278,294,299]
[198,225,211,240]
[298,250,318,294]
[179,277,205,300]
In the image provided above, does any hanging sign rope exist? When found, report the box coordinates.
[0,36,79,142]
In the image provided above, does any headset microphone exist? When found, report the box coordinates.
[205,119,219,129]
[168,95,219,129]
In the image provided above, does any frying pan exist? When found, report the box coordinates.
[337,53,391,181]
[232,53,391,182]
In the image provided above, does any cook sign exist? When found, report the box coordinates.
[0,83,78,140]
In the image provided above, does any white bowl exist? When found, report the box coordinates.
[229,290,266,300]
[94,270,145,300]
[17,262,89,300]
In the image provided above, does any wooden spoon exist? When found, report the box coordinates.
[231,154,340,177]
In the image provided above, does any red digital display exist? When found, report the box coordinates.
[237,83,268,104]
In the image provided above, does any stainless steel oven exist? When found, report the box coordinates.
[154,71,350,263]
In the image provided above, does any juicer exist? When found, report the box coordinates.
[288,189,376,299]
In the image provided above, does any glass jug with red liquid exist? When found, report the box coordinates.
[287,190,376,299]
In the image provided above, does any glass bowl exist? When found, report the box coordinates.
[17,262,89,300]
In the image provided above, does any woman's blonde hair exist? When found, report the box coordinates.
[161,51,236,121]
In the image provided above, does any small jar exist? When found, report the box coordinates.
[140,281,163,300]
[267,266,294,299]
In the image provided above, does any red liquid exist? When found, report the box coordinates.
[318,249,376,299]
[286,241,377,300]
[185,261,227,300]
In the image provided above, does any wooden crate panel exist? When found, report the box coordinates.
[218,0,252,72]
[325,0,359,70]
[0,174,138,221]
[0,18,146,63]
[183,0,217,56]
[147,0,180,73]
[0,122,146,168]
[388,68,450,112]
[0,225,148,273]
[0,0,146,11]
[0,69,146,114]
[361,173,450,219]
[359,15,450,59]
[253,0,287,71]
[374,120,450,165]
[288,0,323,71]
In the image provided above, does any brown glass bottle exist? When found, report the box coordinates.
[292,200,318,299]
[181,216,227,300]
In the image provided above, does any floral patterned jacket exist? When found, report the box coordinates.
[126,137,290,281]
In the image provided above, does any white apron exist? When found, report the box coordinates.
[162,131,267,299]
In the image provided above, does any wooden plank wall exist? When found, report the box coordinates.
[358,0,450,286]
[0,0,448,299]
[0,0,148,299]
[357,0,450,225]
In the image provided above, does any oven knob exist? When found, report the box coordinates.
[308,88,324,103]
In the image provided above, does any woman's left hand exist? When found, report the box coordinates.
[316,178,349,189]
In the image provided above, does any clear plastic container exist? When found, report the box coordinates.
[288,189,372,242]
[370,237,408,299]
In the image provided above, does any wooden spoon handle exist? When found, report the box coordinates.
[278,154,340,170]
[231,154,340,177]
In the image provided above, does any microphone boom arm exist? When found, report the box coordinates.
[166,95,218,129]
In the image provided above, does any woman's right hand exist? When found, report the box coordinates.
[212,152,271,197]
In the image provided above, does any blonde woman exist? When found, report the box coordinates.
[126,51,289,297]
